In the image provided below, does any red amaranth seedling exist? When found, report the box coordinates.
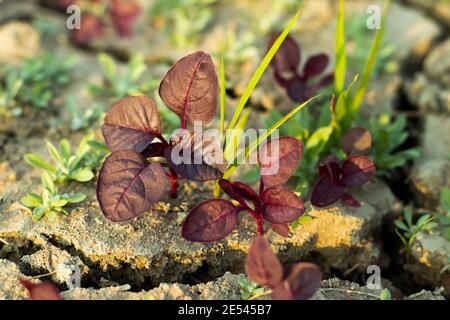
[182,136,305,242]
[268,33,334,103]
[310,126,376,208]
[97,51,225,223]
[246,236,322,300]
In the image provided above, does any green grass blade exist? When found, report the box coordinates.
[227,11,301,131]
[350,0,391,112]
[223,95,320,180]
[335,0,346,94]
[219,57,226,146]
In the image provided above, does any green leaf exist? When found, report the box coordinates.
[442,227,450,241]
[71,168,94,182]
[222,95,319,182]
[51,198,68,207]
[47,141,63,166]
[21,193,43,208]
[62,193,86,203]
[87,140,109,154]
[32,207,46,220]
[395,229,407,247]
[98,53,117,84]
[60,139,71,160]
[24,154,57,173]
[404,208,413,228]
[379,288,391,300]
[41,172,56,195]
[394,220,409,232]
[335,0,346,94]
[440,187,450,213]
[227,10,301,131]
[219,57,226,146]
[350,0,391,112]
[334,74,359,129]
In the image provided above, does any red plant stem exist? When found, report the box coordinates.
[181,117,187,130]
[248,208,264,236]
[165,172,178,198]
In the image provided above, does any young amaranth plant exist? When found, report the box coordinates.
[245,236,322,300]
[97,51,225,222]
[268,33,333,103]
[182,136,304,242]
[310,126,376,208]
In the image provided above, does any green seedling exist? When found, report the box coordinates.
[21,173,85,221]
[395,207,438,258]
[90,53,159,99]
[239,277,270,300]
[0,69,23,116]
[148,0,218,47]
[367,113,420,176]
[65,96,104,131]
[24,134,107,184]
[1,52,75,112]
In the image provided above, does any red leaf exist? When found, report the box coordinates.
[286,78,312,103]
[262,187,305,224]
[182,199,239,242]
[109,0,141,37]
[310,174,345,207]
[165,130,225,181]
[20,279,62,300]
[303,54,329,79]
[341,193,362,207]
[218,179,259,202]
[70,14,104,46]
[259,137,302,187]
[159,51,218,125]
[97,150,168,222]
[268,33,300,73]
[246,236,283,288]
[341,127,372,156]
[270,223,291,237]
[272,262,322,300]
[341,155,376,187]
[318,156,341,181]
[102,96,161,153]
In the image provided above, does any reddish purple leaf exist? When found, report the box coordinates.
[70,13,104,46]
[259,137,302,187]
[268,33,300,73]
[218,179,259,202]
[272,262,322,300]
[20,279,62,300]
[102,96,161,153]
[159,51,218,125]
[286,79,313,103]
[246,236,283,287]
[97,150,168,222]
[270,223,291,237]
[262,187,305,224]
[341,127,372,156]
[310,174,345,207]
[182,199,239,242]
[341,193,362,207]
[341,155,376,187]
[109,0,141,37]
[318,157,341,182]
[303,54,329,79]
[319,73,334,86]
[165,131,225,181]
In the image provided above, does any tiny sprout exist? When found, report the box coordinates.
[21,173,85,221]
